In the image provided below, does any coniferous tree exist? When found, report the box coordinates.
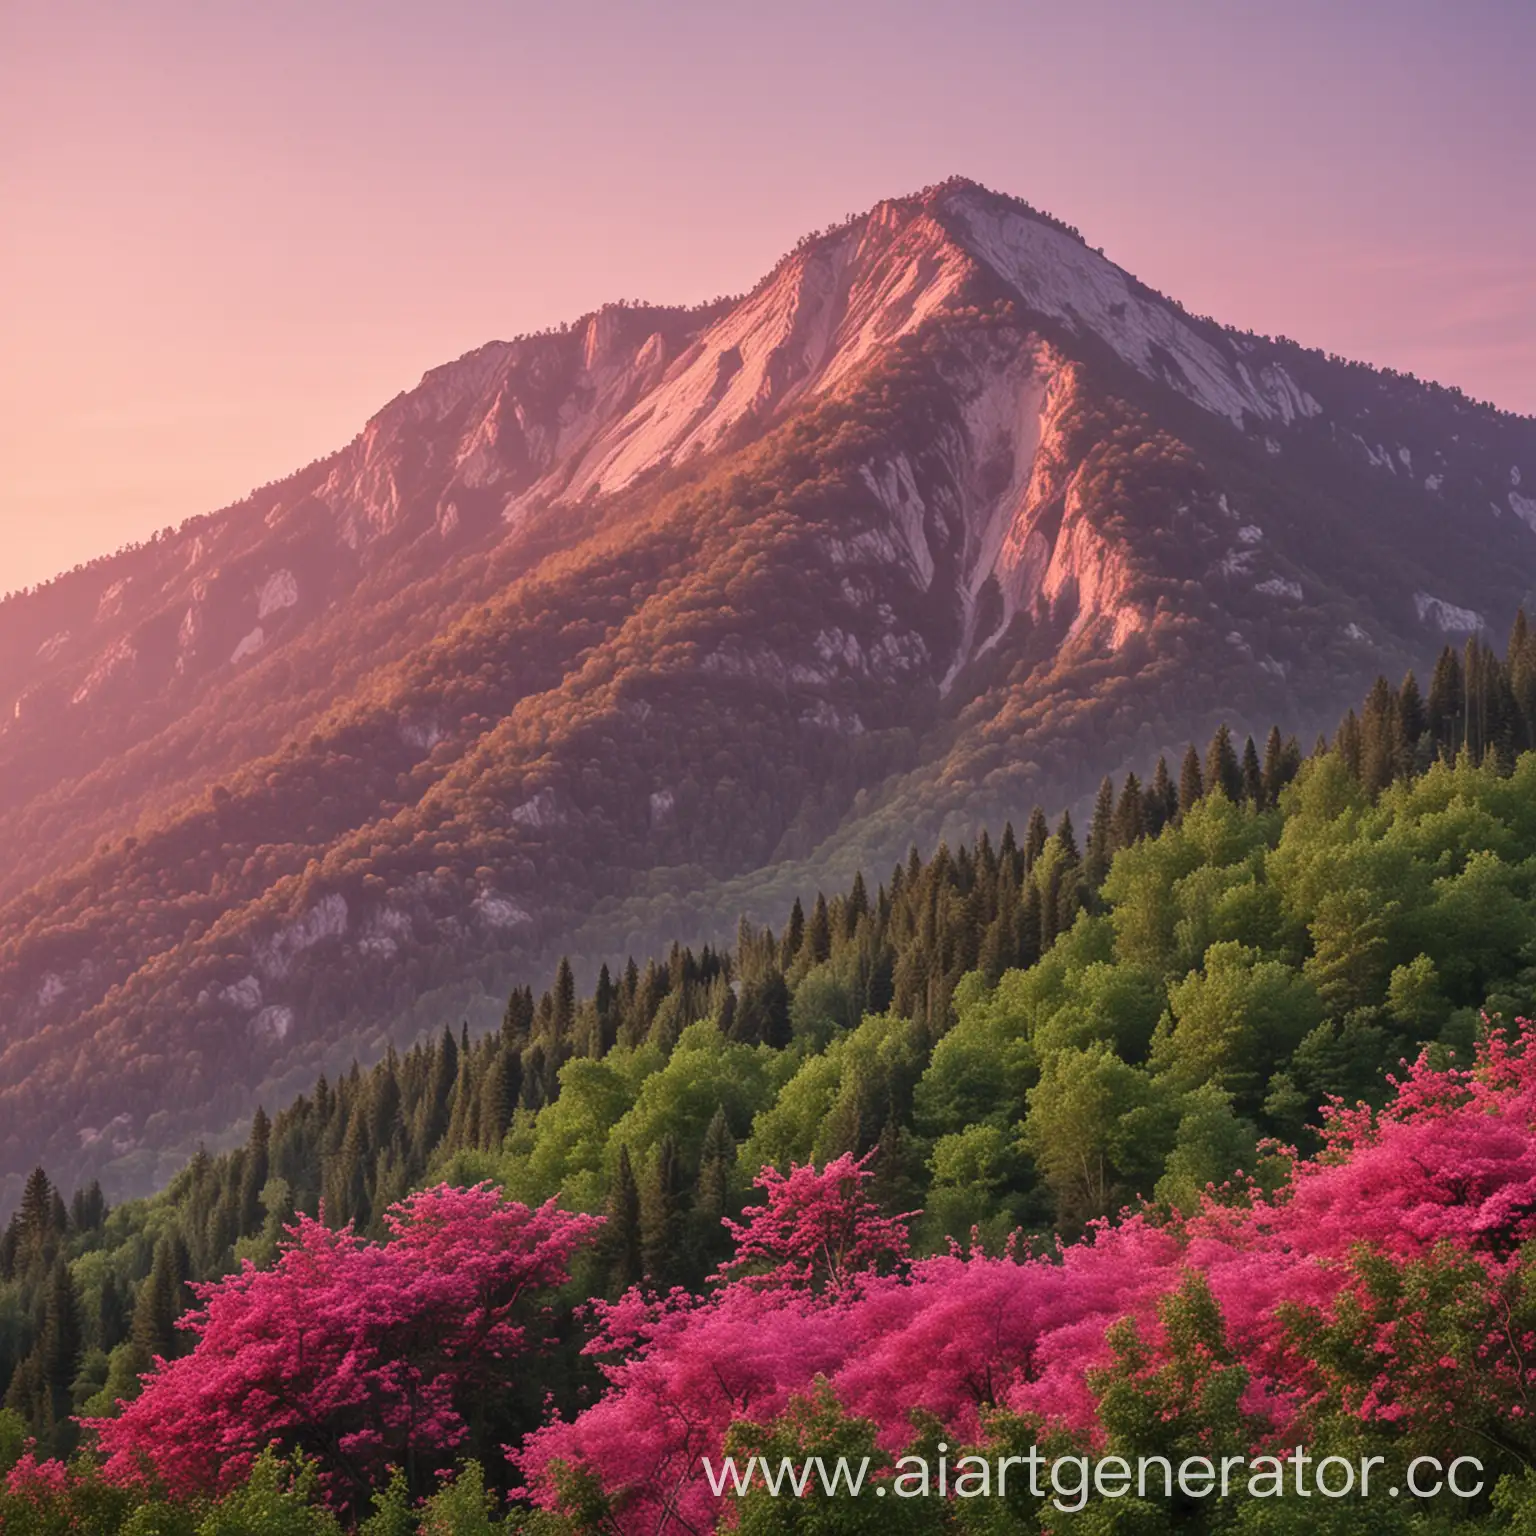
[688,1108,736,1281]
[1261,726,1286,808]
[96,1270,129,1354]
[845,871,870,937]
[639,1136,684,1286]
[69,1181,107,1236]
[501,985,535,1048]
[1359,676,1397,796]
[1018,879,1043,969]
[1054,810,1079,865]
[1240,735,1264,807]
[38,1260,82,1433]
[1085,777,1115,887]
[1023,807,1049,870]
[1178,745,1204,817]
[1112,772,1145,849]
[17,1168,55,1258]
[1146,757,1174,837]
[1427,646,1464,757]
[129,1239,185,1368]
[782,899,806,966]
[238,1108,271,1236]
[603,1146,643,1297]
[1205,724,1242,802]
[807,894,832,965]
[1335,709,1364,779]
[553,957,576,1039]
[1399,671,1426,750]
[477,1050,520,1150]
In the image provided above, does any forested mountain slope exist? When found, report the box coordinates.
[7,646,1536,1472]
[3,178,1535,1207]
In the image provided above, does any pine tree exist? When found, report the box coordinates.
[1112,772,1145,849]
[1085,777,1115,887]
[1023,807,1049,870]
[1359,676,1397,795]
[1205,724,1242,802]
[69,1181,107,1235]
[1019,879,1043,969]
[130,1240,184,1367]
[603,1146,643,1296]
[96,1270,129,1354]
[807,894,832,964]
[1398,671,1426,748]
[1427,647,1464,758]
[845,871,870,936]
[501,985,534,1048]
[1146,757,1174,837]
[999,820,1019,870]
[421,1027,458,1150]
[1178,744,1204,817]
[477,1050,520,1150]
[1261,726,1286,808]
[1240,735,1264,807]
[639,1136,684,1286]
[238,1107,271,1236]
[1335,709,1363,780]
[38,1260,82,1430]
[782,898,806,966]
[688,1108,736,1281]
[733,969,791,1048]
[1054,810,1079,865]
[553,956,576,1039]
[18,1168,54,1251]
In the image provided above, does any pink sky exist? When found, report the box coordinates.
[2,0,1532,594]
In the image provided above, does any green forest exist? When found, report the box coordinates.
[5,623,1536,1530]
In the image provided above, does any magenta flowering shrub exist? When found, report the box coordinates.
[520,1022,1536,1533]
[85,1183,600,1504]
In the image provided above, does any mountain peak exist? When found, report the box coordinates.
[2,183,1535,1208]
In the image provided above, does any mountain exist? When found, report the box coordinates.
[2,176,1534,1208]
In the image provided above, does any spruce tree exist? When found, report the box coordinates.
[689,1108,736,1281]
[238,1107,271,1237]
[1261,726,1286,808]
[603,1146,643,1296]
[639,1136,684,1286]
[553,957,576,1039]
[1112,772,1145,849]
[1023,807,1050,870]
[69,1181,107,1235]
[1146,757,1174,837]
[1054,810,1079,865]
[782,898,806,965]
[1335,709,1364,779]
[129,1240,183,1367]
[1427,647,1464,757]
[38,1260,82,1431]
[845,871,870,936]
[1205,724,1242,802]
[1240,735,1264,807]
[477,1050,520,1150]
[1085,777,1115,887]
[807,893,832,964]
[1398,671,1426,747]
[1178,745,1204,817]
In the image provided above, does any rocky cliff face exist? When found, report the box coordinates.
[2,178,1534,1207]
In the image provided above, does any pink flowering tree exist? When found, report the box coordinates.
[86,1183,601,1510]
[714,1152,913,1296]
[522,1021,1536,1534]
